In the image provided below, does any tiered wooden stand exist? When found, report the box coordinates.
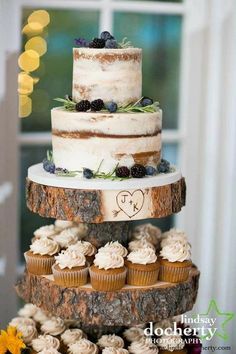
[16,163,200,340]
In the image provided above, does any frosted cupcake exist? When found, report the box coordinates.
[89,253,126,291]
[52,249,89,287]
[128,337,159,354]
[126,248,160,286]
[9,317,36,328]
[158,331,187,353]
[102,349,129,354]
[68,241,97,264]
[31,334,61,353]
[159,235,192,283]
[68,338,99,354]
[54,220,75,232]
[123,327,144,342]
[24,239,60,275]
[98,241,128,258]
[33,308,51,325]
[41,317,66,336]
[97,334,124,349]
[13,322,38,346]
[54,228,80,249]
[128,239,156,252]
[132,223,162,249]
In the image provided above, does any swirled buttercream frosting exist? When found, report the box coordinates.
[15,323,37,345]
[34,225,57,239]
[68,241,97,256]
[132,223,161,246]
[68,338,99,354]
[127,248,157,265]
[38,349,61,354]
[41,317,66,336]
[33,308,51,324]
[32,335,60,351]
[102,348,129,354]
[54,220,75,231]
[161,228,188,248]
[18,303,38,318]
[123,327,144,342]
[98,241,128,257]
[55,249,86,269]
[54,229,79,249]
[94,252,124,270]
[128,338,159,354]
[9,317,36,328]
[128,239,155,252]
[30,238,60,256]
[97,334,124,349]
[160,239,191,262]
[61,328,85,345]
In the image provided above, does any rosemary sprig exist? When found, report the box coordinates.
[118,37,133,49]
[54,97,76,111]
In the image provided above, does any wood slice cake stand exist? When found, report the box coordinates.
[15,266,199,327]
[26,164,186,223]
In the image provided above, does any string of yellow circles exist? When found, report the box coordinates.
[18,10,50,118]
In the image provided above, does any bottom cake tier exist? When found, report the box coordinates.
[15,266,199,327]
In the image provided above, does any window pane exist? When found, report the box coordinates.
[113,13,182,129]
[20,145,53,262]
[21,9,99,132]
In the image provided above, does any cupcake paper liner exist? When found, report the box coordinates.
[89,267,127,291]
[24,252,55,275]
[126,266,159,286]
[159,262,191,283]
[52,265,89,287]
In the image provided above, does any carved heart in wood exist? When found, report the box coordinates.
[116,189,145,218]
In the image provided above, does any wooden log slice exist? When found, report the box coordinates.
[26,165,186,223]
[15,267,199,327]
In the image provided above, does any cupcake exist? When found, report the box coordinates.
[126,248,160,286]
[102,349,129,354]
[33,225,58,240]
[31,335,61,353]
[128,239,156,252]
[97,334,124,349]
[54,220,75,232]
[123,327,144,342]
[33,308,51,325]
[158,331,187,353]
[89,253,126,291]
[132,223,162,249]
[18,303,38,318]
[9,317,36,328]
[68,338,99,354]
[24,239,60,275]
[128,337,159,354]
[54,228,80,249]
[52,249,89,287]
[41,317,66,337]
[159,233,192,283]
[98,241,128,258]
[68,241,97,264]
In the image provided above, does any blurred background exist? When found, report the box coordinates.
[0,0,236,351]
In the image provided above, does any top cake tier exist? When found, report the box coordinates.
[72,48,142,105]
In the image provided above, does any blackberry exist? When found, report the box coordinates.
[100,31,114,41]
[115,166,130,178]
[141,97,153,107]
[145,166,157,176]
[131,164,146,178]
[43,159,55,174]
[157,159,170,173]
[89,38,105,48]
[75,100,91,112]
[105,39,118,49]
[83,168,93,179]
[91,99,104,111]
[106,101,117,113]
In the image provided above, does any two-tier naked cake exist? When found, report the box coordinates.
[51,46,162,174]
